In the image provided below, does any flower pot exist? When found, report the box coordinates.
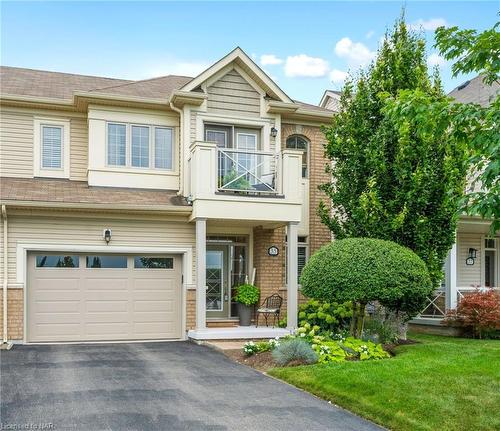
[238,303,252,326]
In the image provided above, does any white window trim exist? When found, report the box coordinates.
[33,117,70,179]
[154,126,175,170]
[106,122,175,172]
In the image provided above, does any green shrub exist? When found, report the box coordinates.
[300,238,433,336]
[272,338,318,366]
[233,284,260,306]
[243,341,259,356]
[298,299,352,334]
[277,316,287,328]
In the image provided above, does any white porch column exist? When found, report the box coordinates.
[287,222,299,329]
[195,218,207,329]
[448,242,458,309]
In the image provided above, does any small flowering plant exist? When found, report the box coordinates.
[268,337,281,349]
[243,341,258,356]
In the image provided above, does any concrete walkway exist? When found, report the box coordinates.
[1,342,383,430]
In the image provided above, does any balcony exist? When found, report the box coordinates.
[217,148,276,194]
[188,141,303,223]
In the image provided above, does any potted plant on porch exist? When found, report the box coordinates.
[234,284,260,326]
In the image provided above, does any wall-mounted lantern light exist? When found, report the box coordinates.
[466,247,477,265]
[103,228,112,244]
[270,127,278,138]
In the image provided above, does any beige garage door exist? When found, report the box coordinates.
[27,253,182,342]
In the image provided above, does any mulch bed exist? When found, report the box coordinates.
[222,338,417,371]
[223,349,277,371]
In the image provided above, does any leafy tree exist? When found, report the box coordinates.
[319,16,469,287]
[300,238,432,337]
[435,22,499,232]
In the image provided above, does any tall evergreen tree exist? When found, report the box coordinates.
[319,16,469,288]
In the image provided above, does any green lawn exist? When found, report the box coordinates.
[268,334,500,431]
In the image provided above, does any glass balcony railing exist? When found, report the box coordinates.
[217,148,277,193]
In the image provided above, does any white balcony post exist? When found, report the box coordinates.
[195,218,207,329]
[448,241,458,309]
[287,221,299,329]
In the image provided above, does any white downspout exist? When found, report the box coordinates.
[169,101,184,197]
[1,205,9,346]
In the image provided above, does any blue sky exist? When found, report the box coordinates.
[1,1,497,104]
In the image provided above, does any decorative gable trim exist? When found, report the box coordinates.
[180,47,293,103]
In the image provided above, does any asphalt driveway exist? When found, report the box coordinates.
[1,342,383,431]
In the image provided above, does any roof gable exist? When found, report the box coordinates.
[180,47,293,103]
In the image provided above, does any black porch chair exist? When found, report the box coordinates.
[256,294,283,327]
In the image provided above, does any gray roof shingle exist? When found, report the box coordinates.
[449,75,499,107]
[0,177,189,209]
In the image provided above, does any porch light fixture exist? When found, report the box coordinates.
[466,248,477,265]
[270,127,278,138]
[103,228,112,244]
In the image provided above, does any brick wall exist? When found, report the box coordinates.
[252,226,286,324]
[281,124,331,254]
[186,289,196,330]
[0,288,23,340]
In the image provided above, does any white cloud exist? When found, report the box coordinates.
[366,30,375,39]
[284,54,329,78]
[330,69,348,84]
[334,37,376,67]
[260,54,283,66]
[427,53,447,67]
[410,18,448,31]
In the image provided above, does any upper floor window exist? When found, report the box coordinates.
[286,135,308,178]
[34,117,70,179]
[131,125,150,168]
[108,123,126,166]
[155,127,173,170]
[41,126,62,169]
[107,123,174,170]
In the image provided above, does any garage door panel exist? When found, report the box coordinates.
[134,322,177,337]
[84,278,129,290]
[85,322,129,337]
[86,300,128,313]
[28,253,182,342]
[31,278,80,291]
[34,323,81,338]
[34,300,81,313]
[133,300,173,312]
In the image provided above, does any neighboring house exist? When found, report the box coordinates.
[419,75,500,321]
[319,90,341,112]
[0,48,334,343]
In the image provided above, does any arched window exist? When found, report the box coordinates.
[286,135,308,178]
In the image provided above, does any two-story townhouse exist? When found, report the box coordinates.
[0,48,333,344]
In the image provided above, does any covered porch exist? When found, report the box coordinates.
[416,216,499,322]
[187,218,300,340]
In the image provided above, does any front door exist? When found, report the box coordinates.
[206,247,229,318]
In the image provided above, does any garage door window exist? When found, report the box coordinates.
[36,255,79,268]
[134,257,173,269]
[86,256,128,268]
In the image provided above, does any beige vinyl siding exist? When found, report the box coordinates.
[0,107,88,180]
[0,109,34,177]
[69,116,88,181]
[207,69,261,117]
[190,110,198,145]
[2,209,195,286]
[457,234,482,287]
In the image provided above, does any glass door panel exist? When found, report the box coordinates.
[206,247,229,318]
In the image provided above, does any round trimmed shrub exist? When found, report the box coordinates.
[300,238,433,316]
